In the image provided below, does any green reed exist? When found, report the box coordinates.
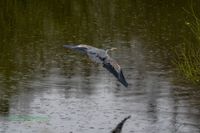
[174,6,200,84]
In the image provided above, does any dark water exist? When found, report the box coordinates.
[0,1,200,133]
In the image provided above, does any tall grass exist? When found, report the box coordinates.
[174,7,200,84]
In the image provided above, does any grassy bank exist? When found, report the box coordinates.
[174,7,200,84]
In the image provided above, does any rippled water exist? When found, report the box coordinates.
[0,1,200,133]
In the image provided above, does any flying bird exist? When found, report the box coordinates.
[63,44,128,87]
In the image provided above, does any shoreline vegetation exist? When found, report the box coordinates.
[173,6,200,84]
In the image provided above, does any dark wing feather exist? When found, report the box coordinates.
[103,63,119,79]
[103,59,128,87]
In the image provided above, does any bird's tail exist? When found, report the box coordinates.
[63,45,76,49]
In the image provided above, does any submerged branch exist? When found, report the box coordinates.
[111,115,131,133]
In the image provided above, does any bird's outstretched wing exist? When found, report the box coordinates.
[63,44,88,53]
[103,59,128,87]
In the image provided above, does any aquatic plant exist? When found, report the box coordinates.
[173,6,200,84]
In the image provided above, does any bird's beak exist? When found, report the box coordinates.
[111,47,117,51]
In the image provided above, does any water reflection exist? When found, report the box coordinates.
[0,0,200,133]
